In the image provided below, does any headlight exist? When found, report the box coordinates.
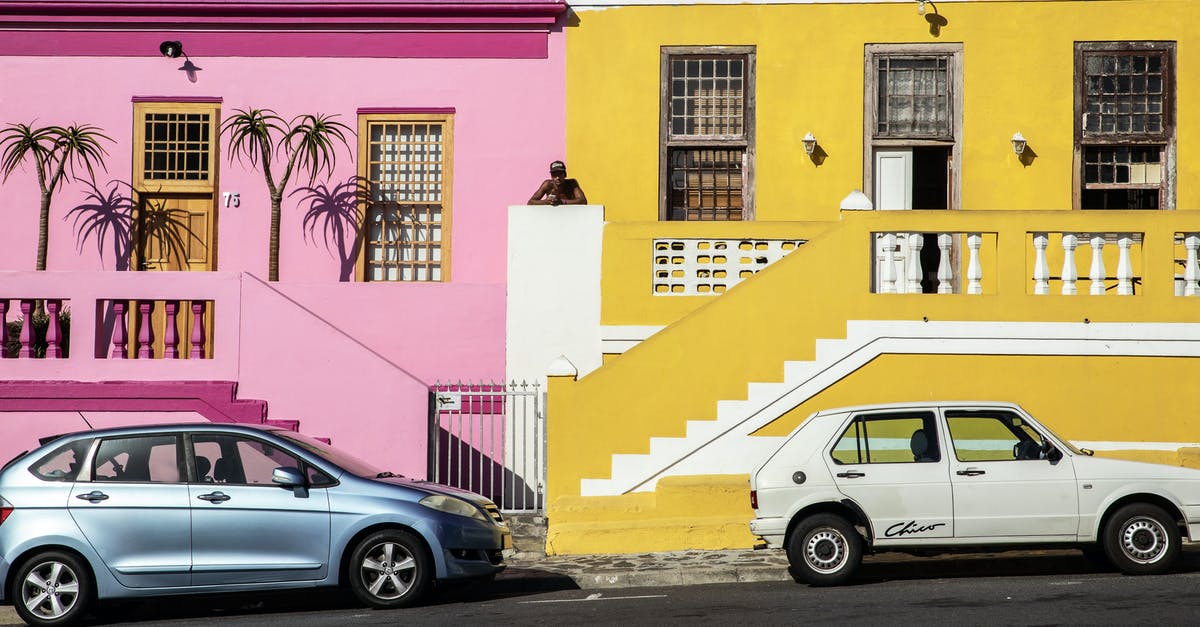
[419,495,488,521]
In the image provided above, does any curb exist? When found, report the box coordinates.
[553,564,792,589]
[1,606,19,626]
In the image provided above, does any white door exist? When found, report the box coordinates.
[944,409,1078,538]
[826,410,953,542]
[874,149,916,292]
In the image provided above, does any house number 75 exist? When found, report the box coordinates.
[222,192,241,208]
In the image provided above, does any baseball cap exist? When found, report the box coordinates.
[549,160,567,173]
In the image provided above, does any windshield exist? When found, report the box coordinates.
[274,431,387,478]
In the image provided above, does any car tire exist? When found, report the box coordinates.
[347,529,431,608]
[11,550,92,627]
[1102,503,1180,576]
[786,513,862,586]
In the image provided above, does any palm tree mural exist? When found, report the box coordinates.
[221,109,351,281]
[0,123,112,270]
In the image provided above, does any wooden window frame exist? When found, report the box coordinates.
[355,112,454,282]
[132,101,220,194]
[863,43,963,210]
[1073,41,1176,210]
[659,45,756,221]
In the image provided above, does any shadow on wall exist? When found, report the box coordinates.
[66,180,133,271]
[433,428,539,511]
[292,176,368,282]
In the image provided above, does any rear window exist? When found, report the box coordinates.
[30,439,93,482]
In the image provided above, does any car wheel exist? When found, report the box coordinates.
[347,530,431,608]
[11,551,92,627]
[786,513,862,586]
[1102,503,1180,575]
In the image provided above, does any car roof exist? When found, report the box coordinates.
[40,422,284,445]
[811,400,1024,417]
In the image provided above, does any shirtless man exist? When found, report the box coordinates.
[528,160,588,206]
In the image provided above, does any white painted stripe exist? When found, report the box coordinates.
[520,594,669,604]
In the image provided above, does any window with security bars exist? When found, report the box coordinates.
[1076,42,1174,210]
[661,47,754,221]
[875,55,951,139]
[142,112,212,181]
[360,116,451,281]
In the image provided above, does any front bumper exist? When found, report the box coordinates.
[438,520,512,580]
[749,516,788,549]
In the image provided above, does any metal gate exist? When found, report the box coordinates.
[428,380,544,512]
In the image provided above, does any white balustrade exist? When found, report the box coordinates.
[1032,233,1050,295]
[879,233,898,294]
[966,233,983,295]
[1061,233,1079,295]
[1116,235,1134,295]
[906,233,924,293]
[1089,234,1107,295]
[937,233,954,294]
[1185,234,1200,297]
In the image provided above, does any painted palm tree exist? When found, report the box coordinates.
[221,108,351,281]
[0,123,112,270]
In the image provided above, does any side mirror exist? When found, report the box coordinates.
[272,466,305,487]
[1046,446,1063,463]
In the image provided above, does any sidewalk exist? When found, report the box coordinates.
[503,548,792,590]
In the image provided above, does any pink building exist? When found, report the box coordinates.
[0,1,567,482]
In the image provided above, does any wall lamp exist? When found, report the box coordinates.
[159,41,184,59]
[1011,132,1028,156]
[801,132,818,156]
[917,1,927,14]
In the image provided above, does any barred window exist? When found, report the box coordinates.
[359,115,452,281]
[142,112,212,181]
[661,47,754,221]
[875,56,951,139]
[1075,42,1175,210]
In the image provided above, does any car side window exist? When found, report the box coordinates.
[93,435,183,483]
[30,439,92,482]
[946,410,1046,462]
[191,434,303,486]
[830,411,940,464]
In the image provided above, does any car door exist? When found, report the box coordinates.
[188,433,331,585]
[944,408,1078,539]
[67,433,191,588]
[826,409,954,542]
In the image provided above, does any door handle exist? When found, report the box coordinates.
[956,468,986,476]
[75,490,109,503]
[836,471,866,479]
[197,491,231,503]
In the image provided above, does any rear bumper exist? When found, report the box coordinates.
[749,516,788,549]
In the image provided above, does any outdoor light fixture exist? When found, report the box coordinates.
[917,0,927,15]
[1011,132,1028,156]
[802,132,817,156]
[159,41,184,59]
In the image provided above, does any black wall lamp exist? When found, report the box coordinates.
[159,41,184,59]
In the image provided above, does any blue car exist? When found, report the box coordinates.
[0,423,511,626]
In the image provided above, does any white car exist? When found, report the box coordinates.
[749,401,1200,585]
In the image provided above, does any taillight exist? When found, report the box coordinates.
[0,497,12,525]
[750,490,758,510]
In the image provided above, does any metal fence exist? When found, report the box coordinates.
[428,380,544,512]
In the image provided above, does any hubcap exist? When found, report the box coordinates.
[1120,516,1169,564]
[804,528,847,573]
[22,560,80,619]
[360,542,417,600]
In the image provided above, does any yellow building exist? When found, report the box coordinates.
[546,0,1200,554]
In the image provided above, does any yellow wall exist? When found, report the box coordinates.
[567,0,1200,222]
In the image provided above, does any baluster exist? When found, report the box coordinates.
[879,233,898,294]
[111,301,128,359]
[1116,234,1134,296]
[190,301,206,359]
[0,300,8,358]
[18,299,34,358]
[163,300,179,359]
[937,233,954,294]
[1061,233,1079,295]
[1089,234,1107,296]
[1184,234,1200,297]
[45,299,62,358]
[906,233,924,293]
[966,233,983,295]
[1032,232,1050,295]
[137,301,154,358]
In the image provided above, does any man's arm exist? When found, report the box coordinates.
[561,180,588,205]
[528,180,553,205]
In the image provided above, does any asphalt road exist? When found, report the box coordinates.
[13,550,1198,626]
